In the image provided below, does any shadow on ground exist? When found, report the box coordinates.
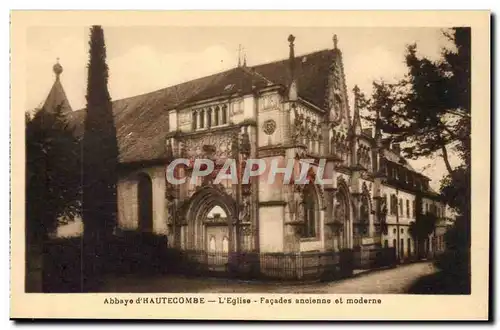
[406,271,471,294]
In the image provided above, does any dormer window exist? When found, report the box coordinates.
[224,84,235,91]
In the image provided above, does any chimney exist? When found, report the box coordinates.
[392,143,401,155]
[288,34,298,101]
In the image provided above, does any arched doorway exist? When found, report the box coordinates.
[137,173,153,232]
[182,187,237,270]
[183,187,237,251]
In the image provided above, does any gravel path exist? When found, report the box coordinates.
[100,261,437,294]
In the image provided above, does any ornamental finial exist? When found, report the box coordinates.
[333,34,338,49]
[53,57,63,78]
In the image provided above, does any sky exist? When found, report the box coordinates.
[25,26,461,190]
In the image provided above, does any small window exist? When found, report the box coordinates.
[393,228,396,234]
[224,84,235,91]
[401,228,404,234]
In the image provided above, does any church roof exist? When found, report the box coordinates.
[43,76,73,113]
[67,49,335,164]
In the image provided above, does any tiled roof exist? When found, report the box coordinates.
[65,49,336,164]
[252,49,334,108]
[43,78,73,113]
[383,149,417,173]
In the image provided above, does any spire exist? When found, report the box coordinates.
[237,44,243,67]
[288,34,298,101]
[42,58,72,113]
[352,85,362,135]
[333,34,338,49]
[243,52,247,67]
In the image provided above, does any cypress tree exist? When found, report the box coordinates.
[82,25,119,291]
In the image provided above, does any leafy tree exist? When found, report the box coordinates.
[25,104,81,292]
[25,104,81,245]
[361,27,470,178]
[82,25,119,290]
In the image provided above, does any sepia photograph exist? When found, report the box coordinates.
[10,10,490,320]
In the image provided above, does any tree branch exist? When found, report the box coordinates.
[441,144,454,176]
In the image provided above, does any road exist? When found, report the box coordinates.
[100,261,437,294]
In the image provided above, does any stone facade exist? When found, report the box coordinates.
[111,36,449,262]
[41,34,450,269]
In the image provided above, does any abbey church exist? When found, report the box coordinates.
[41,34,450,276]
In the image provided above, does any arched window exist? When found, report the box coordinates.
[302,184,318,238]
[192,111,197,130]
[137,173,153,232]
[199,109,205,128]
[330,136,336,155]
[207,107,212,128]
[221,105,227,124]
[214,106,220,126]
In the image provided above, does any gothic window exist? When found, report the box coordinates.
[302,184,318,238]
[214,106,220,126]
[399,198,403,216]
[221,105,228,124]
[207,107,212,128]
[406,200,410,218]
[330,136,336,155]
[199,109,205,128]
